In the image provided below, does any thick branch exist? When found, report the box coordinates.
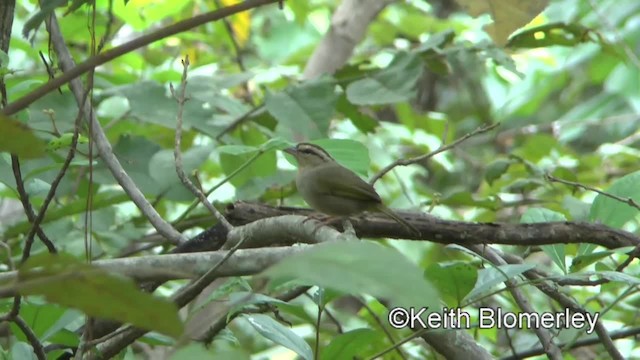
[0,246,307,297]
[226,202,640,249]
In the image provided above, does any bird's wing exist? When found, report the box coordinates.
[314,163,382,203]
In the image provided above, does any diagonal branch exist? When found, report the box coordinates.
[45,15,187,245]
[2,0,281,116]
[370,122,500,184]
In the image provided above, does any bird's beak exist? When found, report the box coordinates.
[283,147,296,155]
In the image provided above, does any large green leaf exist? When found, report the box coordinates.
[309,139,370,177]
[265,241,440,309]
[266,79,338,140]
[148,145,212,200]
[424,261,477,307]
[346,52,423,105]
[15,253,183,338]
[219,129,277,187]
[589,170,640,229]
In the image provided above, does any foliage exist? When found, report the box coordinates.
[1,0,640,358]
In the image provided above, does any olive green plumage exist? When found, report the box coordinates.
[284,143,419,235]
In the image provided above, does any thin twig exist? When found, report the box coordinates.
[172,55,233,231]
[469,245,562,360]
[500,326,640,360]
[214,105,262,140]
[370,122,499,184]
[46,14,187,245]
[20,90,89,263]
[171,138,267,224]
[500,252,624,360]
[10,156,57,253]
[546,174,640,212]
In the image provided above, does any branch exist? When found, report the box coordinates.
[303,0,399,79]
[370,122,500,184]
[10,156,57,253]
[470,245,562,359]
[45,15,186,244]
[500,252,624,360]
[546,174,640,212]
[2,0,281,116]
[226,202,640,249]
[0,245,309,297]
[501,326,640,360]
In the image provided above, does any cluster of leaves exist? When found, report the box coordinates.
[1,0,640,358]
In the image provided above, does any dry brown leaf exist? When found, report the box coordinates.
[456,0,549,46]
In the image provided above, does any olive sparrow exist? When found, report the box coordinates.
[284,143,420,235]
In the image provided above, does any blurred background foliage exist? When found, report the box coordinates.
[2,0,640,358]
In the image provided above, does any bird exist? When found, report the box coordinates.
[284,142,420,236]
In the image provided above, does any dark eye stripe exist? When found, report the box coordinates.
[296,143,335,161]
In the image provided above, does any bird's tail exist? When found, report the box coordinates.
[376,205,421,236]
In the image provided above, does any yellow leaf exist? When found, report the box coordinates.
[220,0,251,47]
[456,0,549,46]
[0,114,46,158]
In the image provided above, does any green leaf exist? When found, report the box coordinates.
[264,241,440,309]
[243,314,313,360]
[484,159,511,185]
[589,170,640,229]
[424,262,477,307]
[22,0,68,38]
[521,208,567,273]
[0,114,46,158]
[466,264,536,302]
[311,139,370,177]
[346,52,423,105]
[335,95,378,133]
[148,146,212,190]
[11,342,37,360]
[266,79,338,140]
[320,328,381,360]
[226,292,289,318]
[169,344,250,360]
[46,133,89,151]
[570,246,636,272]
[16,253,183,338]
[219,129,277,187]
